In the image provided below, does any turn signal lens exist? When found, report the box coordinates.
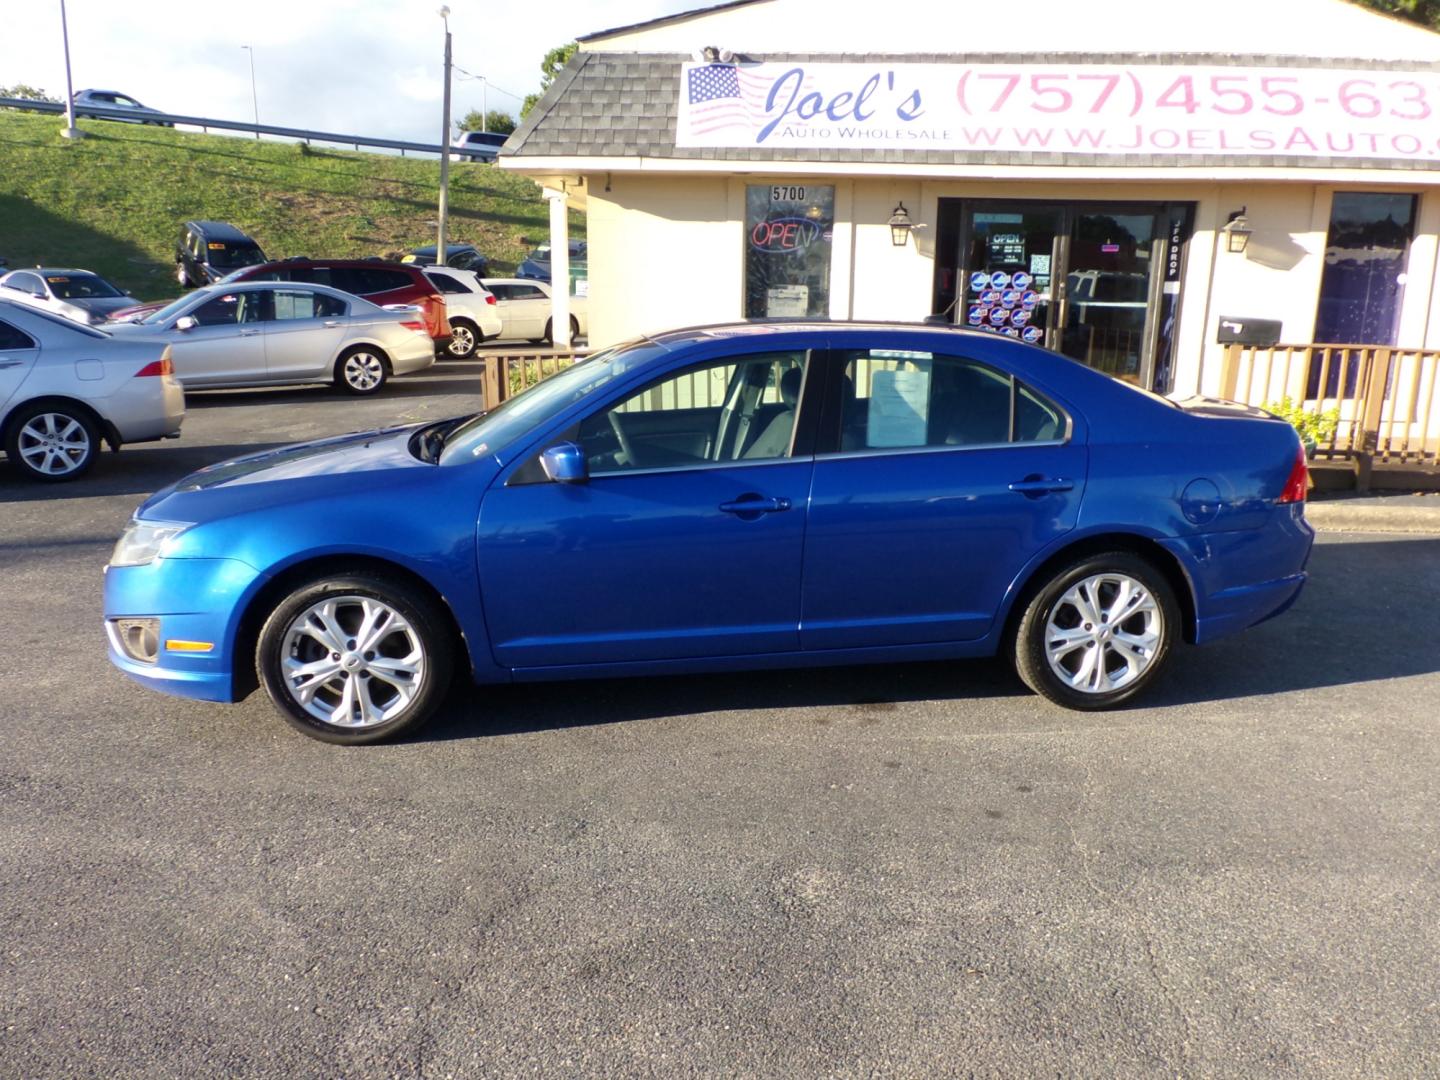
[1278,445,1308,504]
[165,639,214,653]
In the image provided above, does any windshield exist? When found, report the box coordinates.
[47,273,123,300]
[140,291,205,325]
[439,339,671,465]
[208,244,266,269]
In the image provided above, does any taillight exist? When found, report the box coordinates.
[485,294,496,305]
[400,320,427,332]
[135,351,174,377]
[1278,444,1308,504]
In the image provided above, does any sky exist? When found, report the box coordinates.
[1,0,702,143]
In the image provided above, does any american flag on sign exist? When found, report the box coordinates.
[681,63,794,138]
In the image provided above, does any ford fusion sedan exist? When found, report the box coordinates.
[0,267,138,325]
[1,300,183,482]
[104,321,1313,744]
[108,282,436,394]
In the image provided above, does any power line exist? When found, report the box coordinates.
[451,65,528,103]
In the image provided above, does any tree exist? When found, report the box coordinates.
[456,109,516,136]
[1351,0,1440,29]
[1,83,60,103]
[520,42,578,119]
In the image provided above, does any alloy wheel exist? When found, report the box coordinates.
[448,324,476,357]
[17,412,92,478]
[1043,572,1163,695]
[343,352,385,392]
[279,595,426,728]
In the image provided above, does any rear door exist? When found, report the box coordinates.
[800,340,1087,649]
[263,289,351,382]
[502,282,549,338]
[0,317,40,414]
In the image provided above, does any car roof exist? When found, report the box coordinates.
[645,320,1016,347]
[251,258,417,270]
[481,277,547,288]
[16,267,103,277]
[409,244,477,255]
[186,221,257,242]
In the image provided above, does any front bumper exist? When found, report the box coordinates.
[104,555,265,704]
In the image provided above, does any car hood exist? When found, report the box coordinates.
[137,425,440,524]
[69,296,137,316]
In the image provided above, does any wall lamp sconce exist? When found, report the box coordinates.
[889,202,916,247]
[694,45,735,63]
[1222,207,1253,254]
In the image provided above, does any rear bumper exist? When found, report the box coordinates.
[391,339,439,377]
[109,375,185,445]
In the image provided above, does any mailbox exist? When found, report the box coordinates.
[1217,316,1282,346]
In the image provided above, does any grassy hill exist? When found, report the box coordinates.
[0,111,577,300]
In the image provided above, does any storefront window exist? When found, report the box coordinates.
[744,185,834,319]
[1313,192,1416,346]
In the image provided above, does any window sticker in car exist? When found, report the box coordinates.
[208,242,226,250]
[868,366,932,447]
[47,276,70,283]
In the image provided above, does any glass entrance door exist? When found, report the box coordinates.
[949,200,1186,389]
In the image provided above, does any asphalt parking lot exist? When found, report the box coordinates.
[3,358,1439,1077]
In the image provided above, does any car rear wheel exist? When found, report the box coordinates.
[1013,552,1179,710]
[446,319,480,358]
[335,347,389,395]
[256,572,455,744]
[4,402,100,482]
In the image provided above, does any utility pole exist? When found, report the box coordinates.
[241,46,259,137]
[481,77,488,133]
[436,6,453,261]
[59,0,83,140]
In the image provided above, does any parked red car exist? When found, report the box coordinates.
[223,259,450,345]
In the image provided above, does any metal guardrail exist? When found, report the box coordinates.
[0,96,495,158]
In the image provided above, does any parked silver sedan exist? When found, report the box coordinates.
[108,282,436,395]
[0,300,184,482]
[0,267,139,325]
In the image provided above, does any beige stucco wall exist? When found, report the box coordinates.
[579,173,1438,398]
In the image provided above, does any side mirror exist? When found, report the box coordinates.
[174,315,198,332]
[540,442,588,485]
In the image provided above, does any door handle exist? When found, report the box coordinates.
[0,358,22,369]
[1008,477,1074,496]
[323,320,342,327]
[238,328,261,336]
[719,494,792,517]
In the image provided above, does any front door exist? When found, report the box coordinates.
[477,348,816,668]
[800,343,1086,650]
[166,289,268,387]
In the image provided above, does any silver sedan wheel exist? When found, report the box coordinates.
[342,351,385,392]
[1044,572,1162,695]
[17,412,92,477]
[280,595,426,728]
[447,323,476,357]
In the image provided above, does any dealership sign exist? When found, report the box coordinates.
[677,61,1440,161]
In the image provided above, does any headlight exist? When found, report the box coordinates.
[110,520,191,567]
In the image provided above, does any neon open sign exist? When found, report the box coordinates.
[750,216,822,253]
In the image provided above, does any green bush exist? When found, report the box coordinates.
[1264,397,1340,447]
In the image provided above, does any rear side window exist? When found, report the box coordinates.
[0,319,37,350]
[512,285,547,301]
[836,349,1067,451]
[356,268,416,294]
[5,272,44,295]
[273,290,346,320]
[427,273,472,295]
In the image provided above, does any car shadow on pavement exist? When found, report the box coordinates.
[0,442,287,502]
[418,660,1028,744]
[414,536,1440,741]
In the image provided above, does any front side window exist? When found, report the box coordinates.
[571,351,807,475]
[744,184,834,319]
[837,349,1065,452]
[512,285,547,301]
[189,292,264,326]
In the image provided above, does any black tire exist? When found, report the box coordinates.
[334,346,390,395]
[3,401,100,482]
[1013,552,1179,710]
[542,316,580,345]
[256,571,455,745]
[446,318,480,358]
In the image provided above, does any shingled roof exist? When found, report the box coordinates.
[504,50,1440,172]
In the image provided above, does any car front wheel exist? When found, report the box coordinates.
[335,347,389,395]
[4,402,100,482]
[256,572,455,744]
[1013,552,1179,710]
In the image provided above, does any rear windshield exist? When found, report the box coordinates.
[46,273,123,300]
[206,244,266,269]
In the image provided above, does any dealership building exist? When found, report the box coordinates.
[502,0,1440,401]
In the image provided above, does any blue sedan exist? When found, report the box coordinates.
[104,323,1314,743]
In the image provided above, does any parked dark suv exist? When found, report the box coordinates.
[225,258,450,345]
[175,221,266,288]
